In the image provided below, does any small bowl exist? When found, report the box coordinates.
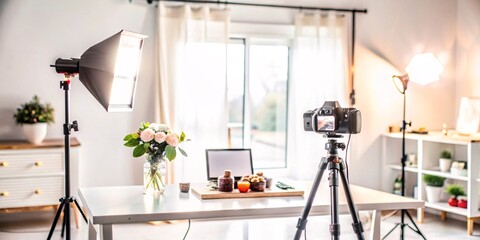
[250,181,266,192]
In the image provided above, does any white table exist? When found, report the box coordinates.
[79,183,424,240]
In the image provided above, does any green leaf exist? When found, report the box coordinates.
[178,147,188,157]
[123,134,133,141]
[165,145,176,161]
[133,144,146,157]
[144,142,150,150]
[124,138,140,147]
[179,132,186,142]
[132,133,139,139]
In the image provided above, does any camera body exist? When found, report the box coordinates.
[303,101,361,134]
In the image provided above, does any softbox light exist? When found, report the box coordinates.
[51,30,147,112]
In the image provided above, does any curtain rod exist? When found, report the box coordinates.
[145,0,368,14]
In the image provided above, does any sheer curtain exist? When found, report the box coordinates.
[155,4,230,183]
[287,12,349,179]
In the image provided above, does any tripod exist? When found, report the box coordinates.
[382,76,426,240]
[294,135,365,240]
[47,76,88,240]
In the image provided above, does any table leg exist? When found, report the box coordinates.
[99,224,113,240]
[88,220,97,240]
[243,220,249,240]
[369,210,381,240]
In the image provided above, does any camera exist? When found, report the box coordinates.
[303,101,361,134]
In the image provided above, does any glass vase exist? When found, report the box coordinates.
[143,155,166,195]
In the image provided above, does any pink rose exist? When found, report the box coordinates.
[155,132,167,143]
[140,128,155,142]
[165,133,179,147]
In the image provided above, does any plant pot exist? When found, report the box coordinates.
[425,185,443,202]
[458,196,468,208]
[22,123,47,144]
[448,197,458,207]
[439,158,452,172]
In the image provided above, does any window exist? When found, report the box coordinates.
[227,38,290,169]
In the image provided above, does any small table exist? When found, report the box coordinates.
[79,183,424,240]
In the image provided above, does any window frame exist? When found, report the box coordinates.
[228,22,294,175]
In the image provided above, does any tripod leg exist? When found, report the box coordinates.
[338,162,365,240]
[293,157,328,240]
[73,198,88,223]
[329,163,341,240]
[47,198,66,240]
[382,223,400,240]
[405,210,427,239]
[61,209,66,237]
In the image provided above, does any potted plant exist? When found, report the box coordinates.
[13,95,54,144]
[423,174,445,202]
[445,184,466,207]
[439,150,452,172]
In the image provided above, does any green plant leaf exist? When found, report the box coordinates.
[165,145,176,161]
[178,147,188,157]
[132,133,139,139]
[144,142,150,150]
[124,138,140,147]
[133,144,146,157]
[123,134,133,141]
[179,132,186,142]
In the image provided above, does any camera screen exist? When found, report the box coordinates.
[317,116,335,131]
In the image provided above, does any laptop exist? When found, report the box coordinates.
[205,148,254,182]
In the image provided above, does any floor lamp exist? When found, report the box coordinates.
[46,30,147,240]
[383,53,443,240]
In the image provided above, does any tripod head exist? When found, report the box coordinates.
[324,136,346,156]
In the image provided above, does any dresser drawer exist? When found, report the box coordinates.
[0,152,63,177]
[0,176,64,208]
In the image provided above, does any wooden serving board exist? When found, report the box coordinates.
[192,186,304,200]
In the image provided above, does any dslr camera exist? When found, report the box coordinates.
[303,101,361,134]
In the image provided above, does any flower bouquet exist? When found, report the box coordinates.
[124,122,187,194]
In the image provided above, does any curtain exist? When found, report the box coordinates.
[155,4,230,183]
[287,12,349,180]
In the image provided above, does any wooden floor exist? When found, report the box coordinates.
[0,209,478,239]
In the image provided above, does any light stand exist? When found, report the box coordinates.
[47,75,87,240]
[294,135,365,240]
[44,30,147,239]
[382,75,426,240]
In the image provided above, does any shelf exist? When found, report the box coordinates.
[388,164,419,173]
[383,131,480,145]
[425,201,469,216]
[422,169,468,181]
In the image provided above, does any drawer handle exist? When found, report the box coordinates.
[35,161,43,167]
[0,161,7,167]
[0,192,9,197]
[35,189,42,195]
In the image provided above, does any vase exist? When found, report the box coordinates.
[22,123,47,144]
[143,155,167,195]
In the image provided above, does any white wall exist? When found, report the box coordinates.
[457,0,480,109]
[0,0,465,190]
[0,0,156,187]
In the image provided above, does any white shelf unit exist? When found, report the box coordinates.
[382,131,480,235]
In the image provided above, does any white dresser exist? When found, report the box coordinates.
[0,138,80,210]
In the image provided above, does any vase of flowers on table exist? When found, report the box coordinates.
[124,122,187,195]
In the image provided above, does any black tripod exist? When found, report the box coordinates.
[47,76,88,240]
[294,135,365,240]
[382,76,426,240]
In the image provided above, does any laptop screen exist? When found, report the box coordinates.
[205,149,254,181]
